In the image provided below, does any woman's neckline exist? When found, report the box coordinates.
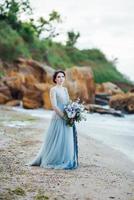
[54,85,65,92]
[55,85,64,88]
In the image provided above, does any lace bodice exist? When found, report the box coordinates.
[50,86,70,118]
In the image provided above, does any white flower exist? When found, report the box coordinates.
[63,98,87,124]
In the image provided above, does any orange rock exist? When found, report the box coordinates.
[0,59,95,109]
[5,100,21,106]
[42,84,54,109]
[0,84,12,98]
[96,82,123,95]
[95,84,105,93]
[4,73,24,90]
[65,66,95,103]
[16,58,47,82]
[109,92,134,113]
[42,91,52,110]
[22,97,42,109]
[34,83,51,92]
[0,93,10,104]
[127,103,134,112]
[19,84,43,109]
[21,86,42,99]
[24,74,38,88]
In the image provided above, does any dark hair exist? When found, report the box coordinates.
[53,70,66,83]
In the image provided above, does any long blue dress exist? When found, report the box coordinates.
[28,86,78,170]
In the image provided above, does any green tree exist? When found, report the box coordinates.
[0,0,34,42]
[66,31,80,47]
[0,0,32,29]
[0,1,62,41]
[35,10,62,38]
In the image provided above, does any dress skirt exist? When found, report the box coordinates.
[28,112,78,170]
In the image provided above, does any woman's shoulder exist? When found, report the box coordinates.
[50,86,57,93]
[50,86,56,90]
[63,87,68,92]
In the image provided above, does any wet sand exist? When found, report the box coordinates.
[0,105,134,200]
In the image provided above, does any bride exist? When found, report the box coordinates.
[27,70,78,170]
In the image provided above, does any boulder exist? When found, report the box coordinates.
[42,90,52,110]
[0,93,10,104]
[89,104,124,117]
[2,75,24,99]
[0,84,12,98]
[5,100,21,106]
[113,82,134,92]
[42,84,54,109]
[0,59,95,109]
[14,58,47,82]
[22,97,42,109]
[130,88,134,93]
[34,83,50,92]
[21,85,43,109]
[65,66,95,103]
[95,82,123,95]
[109,92,134,113]
[4,72,25,90]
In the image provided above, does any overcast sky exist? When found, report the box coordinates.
[29,0,134,81]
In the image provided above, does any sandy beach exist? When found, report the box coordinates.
[0,105,134,200]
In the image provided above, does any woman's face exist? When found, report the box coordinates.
[55,72,65,85]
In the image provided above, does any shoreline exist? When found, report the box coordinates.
[0,105,134,199]
[79,132,134,175]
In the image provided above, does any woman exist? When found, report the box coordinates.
[27,70,78,170]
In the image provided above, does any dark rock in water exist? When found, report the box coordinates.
[95,97,109,106]
[95,93,111,100]
[89,104,124,117]
[130,88,134,93]
[95,93,111,105]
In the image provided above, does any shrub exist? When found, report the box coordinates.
[0,21,30,61]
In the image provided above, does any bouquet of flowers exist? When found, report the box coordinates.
[63,98,87,127]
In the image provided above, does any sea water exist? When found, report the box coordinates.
[77,112,134,163]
